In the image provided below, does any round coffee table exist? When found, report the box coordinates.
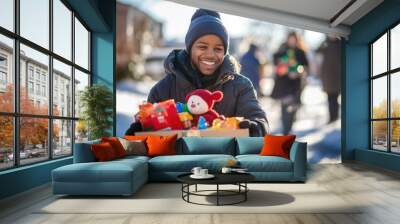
[177,172,255,206]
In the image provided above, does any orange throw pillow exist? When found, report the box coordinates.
[101,137,127,158]
[124,135,148,141]
[91,142,117,161]
[146,135,177,157]
[260,135,296,159]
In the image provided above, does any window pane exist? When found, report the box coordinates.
[0,0,14,31]
[391,120,400,153]
[74,69,89,118]
[372,77,387,119]
[75,18,89,70]
[20,117,49,165]
[0,116,13,170]
[0,35,14,112]
[75,120,88,143]
[372,121,388,151]
[20,44,49,115]
[53,0,72,60]
[53,119,72,158]
[391,24,400,70]
[53,59,72,117]
[20,0,49,49]
[372,33,387,76]
[391,72,400,118]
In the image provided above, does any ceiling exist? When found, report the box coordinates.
[168,0,384,37]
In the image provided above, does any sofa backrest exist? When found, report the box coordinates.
[179,137,236,155]
[73,139,100,163]
[235,137,263,155]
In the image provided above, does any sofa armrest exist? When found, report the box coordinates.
[289,141,307,181]
[73,140,100,163]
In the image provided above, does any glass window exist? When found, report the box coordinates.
[20,0,49,49]
[0,35,14,113]
[75,120,88,143]
[0,0,14,31]
[53,0,72,60]
[28,67,34,80]
[19,117,49,165]
[53,119,72,158]
[372,121,388,151]
[0,0,92,170]
[0,116,14,170]
[372,77,387,119]
[20,44,49,115]
[372,33,387,76]
[391,72,400,118]
[391,24,400,70]
[75,18,89,70]
[53,59,72,117]
[391,120,400,153]
[371,25,400,154]
[28,81,34,94]
[74,69,89,118]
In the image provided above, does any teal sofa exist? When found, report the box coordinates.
[52,137,307,196]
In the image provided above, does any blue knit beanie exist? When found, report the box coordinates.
[185,9,229,55]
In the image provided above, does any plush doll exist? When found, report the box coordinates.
[185,89,224,126]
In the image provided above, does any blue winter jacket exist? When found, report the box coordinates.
[147,49,269,136]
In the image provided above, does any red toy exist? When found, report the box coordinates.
[185,89,224,126]
[138,100,183,131]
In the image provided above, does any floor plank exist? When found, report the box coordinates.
[1,162,400,224]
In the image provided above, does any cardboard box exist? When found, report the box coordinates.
[135,129,249,138]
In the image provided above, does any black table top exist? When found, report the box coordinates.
[177,172,255,185]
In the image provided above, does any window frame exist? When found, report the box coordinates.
[0,0,92,171]
[369,20,400,154]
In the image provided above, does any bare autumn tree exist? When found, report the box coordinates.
[0,84,59,151]
[373,99,400,142]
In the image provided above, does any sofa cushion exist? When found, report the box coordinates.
[119,138,147,156]
[236,137,263,155]
[260,135,296,159]
[236,155,293,172]
[180,137,235,155]
[101,137,127,158]
[149,154,235,172]
[147,135,177,157]
[52,158,147,183]
[91,142,118,161]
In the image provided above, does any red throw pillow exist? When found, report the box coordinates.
[146,135,177,157]
[101,137,127,158]
[124,135,148,141]
[260,135,296,159]
[91,142,117,161]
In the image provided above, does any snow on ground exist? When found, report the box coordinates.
[117,76,341,163]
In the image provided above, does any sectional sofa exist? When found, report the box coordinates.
[52,137,307,196]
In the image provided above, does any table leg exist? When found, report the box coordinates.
[217,184,219,206]
[195,184,197,192]
[245,183,247,201]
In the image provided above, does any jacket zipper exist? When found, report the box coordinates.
[208,73,235,91]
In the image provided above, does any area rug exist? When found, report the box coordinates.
[37,183,361,214]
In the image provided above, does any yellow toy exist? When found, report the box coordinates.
[211,117,243,130]
[178,112,193,129]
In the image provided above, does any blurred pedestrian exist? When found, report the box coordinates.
[271,31,309,135]
[317,35,341,124]
[240,43,263,97]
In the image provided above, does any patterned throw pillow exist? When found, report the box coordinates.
[118,138,147,156]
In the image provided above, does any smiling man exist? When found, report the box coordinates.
[134,9,269,136]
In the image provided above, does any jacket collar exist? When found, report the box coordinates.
[163,49,237,90]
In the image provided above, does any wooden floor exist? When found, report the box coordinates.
[1,162,400,224]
